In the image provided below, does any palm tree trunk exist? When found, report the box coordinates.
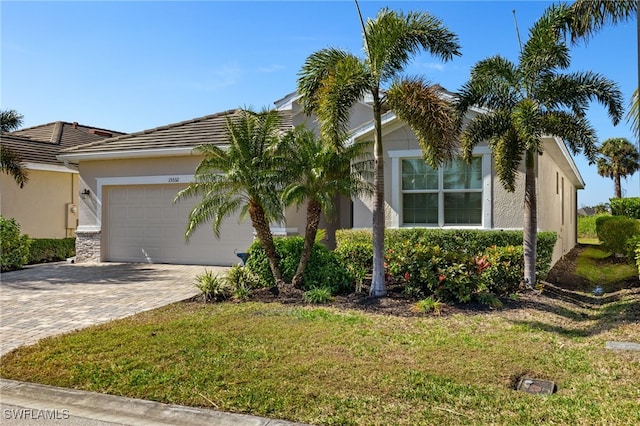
[249,201,284,286]
[523,150,538,288]
[370,89,387,297]
[292,199,322,287]
[614,174,622,198]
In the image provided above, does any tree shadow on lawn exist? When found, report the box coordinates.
[505,280,640,338]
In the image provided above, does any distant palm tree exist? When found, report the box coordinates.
[455,3,624,287]
[0,109,28,187]
[297,6,461,296]
[597,137,640,198]
[175,109,287,286]
[281,126,372,286]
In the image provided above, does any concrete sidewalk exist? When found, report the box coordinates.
[0,379,306,425]
[0,262,310,425]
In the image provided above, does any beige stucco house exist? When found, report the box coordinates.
[59,91,582,267]
[0,122,125,238]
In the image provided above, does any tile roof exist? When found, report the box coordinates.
[59,109,294,159]
[1,121,126,167]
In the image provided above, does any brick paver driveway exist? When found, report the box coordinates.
[0,262,228,355]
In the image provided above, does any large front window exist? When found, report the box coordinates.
[401,157,483,226]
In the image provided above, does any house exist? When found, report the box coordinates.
[58,91,582,267]
[0,122,125,239]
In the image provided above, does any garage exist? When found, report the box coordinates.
[104,184,254,265]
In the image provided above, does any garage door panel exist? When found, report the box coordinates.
[106,185,254,265]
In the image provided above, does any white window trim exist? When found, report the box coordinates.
[389,148,492,229]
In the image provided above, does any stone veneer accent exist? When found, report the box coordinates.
[75,230,101,263]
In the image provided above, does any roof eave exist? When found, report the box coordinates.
[57,147,203,162]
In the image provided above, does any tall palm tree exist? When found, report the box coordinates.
[455,3,624,287]
[0,109,29,187]
[297,6,461,296]
[175,108,287,286]
[281,126,373,287]
[597,137,640,198]
[564,0,639,143]
[566,0,637,43]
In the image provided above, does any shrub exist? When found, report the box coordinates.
[385,242,444,299]
[596,215,640,255]
[226,265,260,300]
[636,243,640,279]
[195,270,233,302]
[411,297,442,315]
[27,238,75,264]
[246,237,351,294]
[480,245,524,296]
[334,241,372,275]
[610,197,640,219]
[337,228,557,282]
[303,287,334,304]
[0,216,31,272]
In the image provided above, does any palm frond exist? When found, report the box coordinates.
[0,146,29,187]
[387,77,460,168]
[0,109,24,133]
[567,0,637,44]
[541,111,598,161]
[490,129,526,193]
[365,8,461,83]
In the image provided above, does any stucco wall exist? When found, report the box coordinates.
[0,169,78,238]
[537,150,578,263]
[348,121,579,268]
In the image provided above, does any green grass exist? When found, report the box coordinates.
[576,246,638,289]
[577,213,609,241]
[2,296,639,425]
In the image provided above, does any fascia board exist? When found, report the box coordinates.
[57,146,228,162]
[24,162,79,173]
[547,135,585,189]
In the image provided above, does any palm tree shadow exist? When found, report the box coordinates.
[507,282,640,338]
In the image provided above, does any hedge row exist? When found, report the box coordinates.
[610,197,640,219]
[335,228,557,279]
[28,238,76,264]
[595,216,640,259]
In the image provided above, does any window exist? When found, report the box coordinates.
[401,157,483,226]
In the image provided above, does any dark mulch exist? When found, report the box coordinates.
[238,244,639,318]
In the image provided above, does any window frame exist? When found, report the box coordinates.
[389,148,492,229]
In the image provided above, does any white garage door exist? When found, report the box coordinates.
[105,184,254,265]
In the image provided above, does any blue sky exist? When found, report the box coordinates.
[2,0,638,207]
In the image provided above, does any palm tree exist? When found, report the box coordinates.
[564,0,638,143]
[281,126,373,287]
[175,108,287,286]
[628,88,639,137]
[0,109,24,133]
[0,109,29,187]
[297,6,461,296]
[565,0,637,43]
[597,137,640,198]
[455,3,624,287]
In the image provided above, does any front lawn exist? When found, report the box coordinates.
[1,287,639,425]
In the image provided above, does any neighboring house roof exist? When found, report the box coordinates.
[58,109,294,162]
[1,121,126,170]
